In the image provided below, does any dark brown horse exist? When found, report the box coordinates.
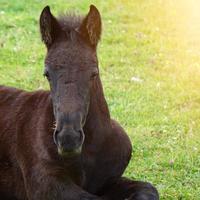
[0,5,159,200]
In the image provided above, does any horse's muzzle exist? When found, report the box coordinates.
[53,127,84,156]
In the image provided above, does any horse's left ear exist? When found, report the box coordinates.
[79,5,102,47]
[40,6,62,49]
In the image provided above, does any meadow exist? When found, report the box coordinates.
[0,0,200,199]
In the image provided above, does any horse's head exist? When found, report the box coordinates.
[40,5,101,156]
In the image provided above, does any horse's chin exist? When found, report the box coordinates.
[57,146,82,157]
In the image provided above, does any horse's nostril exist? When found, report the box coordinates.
[53,129,59,145]
[78,129,84,143]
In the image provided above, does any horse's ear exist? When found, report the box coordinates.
[79,5,102,47]
[40,6,61,48]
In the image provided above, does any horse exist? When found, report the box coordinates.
[0,5,159,200]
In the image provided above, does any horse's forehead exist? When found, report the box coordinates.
[46,42,96,68]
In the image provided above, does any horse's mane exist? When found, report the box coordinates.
[58,13,84,33]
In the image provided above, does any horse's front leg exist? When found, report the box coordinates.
[83,119,132,194]
[101,177,159,200]
[21,164,102,200]
[84,119,159,200]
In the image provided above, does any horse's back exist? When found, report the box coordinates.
[0,85,23,148]
[0,85,50,155]
[0,86,23,199]
[0,85,50,200]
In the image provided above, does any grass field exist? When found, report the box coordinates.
[0,0,200,199]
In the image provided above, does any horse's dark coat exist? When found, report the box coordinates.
[0,5,159,200]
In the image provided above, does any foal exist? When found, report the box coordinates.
[0,5,159,200]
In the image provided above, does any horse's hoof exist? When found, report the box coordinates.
[127,193,159,200]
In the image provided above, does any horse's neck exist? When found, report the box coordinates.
[84,78,111,135]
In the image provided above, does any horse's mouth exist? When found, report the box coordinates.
[57,146,82,157]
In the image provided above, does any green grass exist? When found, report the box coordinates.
[1,0,200,199]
